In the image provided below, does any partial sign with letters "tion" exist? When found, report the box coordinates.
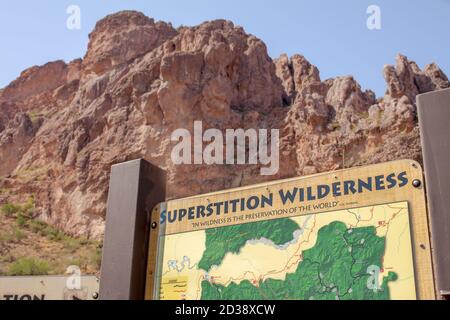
[0,276,99,300]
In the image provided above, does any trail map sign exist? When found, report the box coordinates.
[145,160,435,300]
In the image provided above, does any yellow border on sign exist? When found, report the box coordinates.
[145,159,435,300]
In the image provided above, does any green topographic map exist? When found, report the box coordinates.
[200,220,397,300]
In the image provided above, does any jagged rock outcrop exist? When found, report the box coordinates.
[0,11,448,239]
[82,11,178,79]
[276,52,448,176]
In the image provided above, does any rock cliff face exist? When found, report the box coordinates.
[0,11,448,239]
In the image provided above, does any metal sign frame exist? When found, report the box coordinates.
[99,159,166,300]
[418,87,450,299]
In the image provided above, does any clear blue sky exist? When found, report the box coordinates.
[0,0,449,97]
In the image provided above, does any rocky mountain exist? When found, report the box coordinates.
[0,11,448,240]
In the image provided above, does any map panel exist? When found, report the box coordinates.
[157,202,416,300]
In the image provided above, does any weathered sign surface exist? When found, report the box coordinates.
[0,276,99,300]
[145,160,435,300]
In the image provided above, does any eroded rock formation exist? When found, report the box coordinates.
[0,11,448,239]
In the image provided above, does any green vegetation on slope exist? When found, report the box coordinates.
[198,218,300,272]
[0,198,102,276]
[8,257,50,276]
[201,221,397,300]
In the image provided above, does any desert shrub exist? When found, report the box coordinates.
[28,111,43,122]
[1,203,20,217]
[8,257,50,276]
[21,197,35,216]
[62,237,81,252]
[27,219,47,233]
[0,228,26,243]
[12,227,26,241]
[67,257,84,268]
[91,247,103,269]
[45,227,64,241]
[17,212,84,250]
[16,213,28,227]
[3,197,34,221]
[26,219,65,241]
[49,227,65,241]
[78,238,91,246]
